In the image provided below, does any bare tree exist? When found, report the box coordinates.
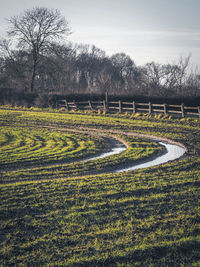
[143,62,165,96]
[175,55,191,93]
[7,7,71,92]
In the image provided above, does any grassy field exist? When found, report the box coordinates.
[0,107,199,266]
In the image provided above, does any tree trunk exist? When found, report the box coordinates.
[30,51,38,93]
[30,65,36,92]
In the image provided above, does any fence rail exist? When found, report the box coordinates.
[57,99,200,119]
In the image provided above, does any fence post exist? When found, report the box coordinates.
[133,101,136,114]
[181,103,185,118]
[73,100,77,110]
[149,102,152,114]
[65,100,69,111]
[88,100,92,110]
[105,91,108,103]
[164,103,167,115]
[103,100,107,112]
[119,100,122,113]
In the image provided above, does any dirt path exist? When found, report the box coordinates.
[1,124,187,180]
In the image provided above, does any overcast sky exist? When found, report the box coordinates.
[0,0,200,69]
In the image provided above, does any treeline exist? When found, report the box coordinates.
[1,42,200,97]
[0,7,200,104]
[1,88,200,108]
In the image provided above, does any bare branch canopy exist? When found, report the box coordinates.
[7,7,71,92]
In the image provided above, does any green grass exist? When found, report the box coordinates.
[0,134,162,182]
[0,108,199,266]
[0,126,108,168]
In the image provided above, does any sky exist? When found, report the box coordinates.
[0,0,200,70]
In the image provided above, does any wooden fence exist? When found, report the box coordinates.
[57,99,200,119]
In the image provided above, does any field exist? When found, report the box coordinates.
[0,107,200,266]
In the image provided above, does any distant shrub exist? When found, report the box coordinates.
[58,107,67,112]
[34,94,54,108]
[133,113,141,118]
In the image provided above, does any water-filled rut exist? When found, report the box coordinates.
[9,125,186,174]
[48,127,187,173]
[78,131,187,173]
[115,141,186,172]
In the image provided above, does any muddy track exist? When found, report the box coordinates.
[4,125,187,173]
